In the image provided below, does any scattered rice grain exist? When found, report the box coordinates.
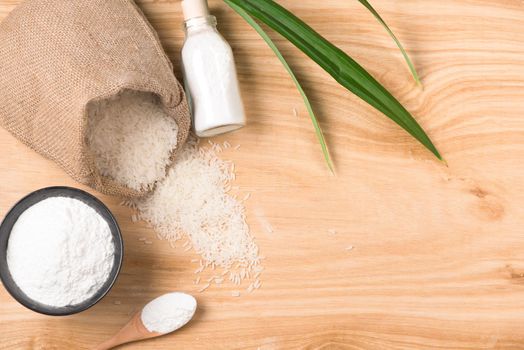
[198,283,210,293]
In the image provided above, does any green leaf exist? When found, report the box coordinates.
[224,0,334,172]
[224,0,442,161]
[357,0,421,85]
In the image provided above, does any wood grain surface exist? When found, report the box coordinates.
[1,0,524,349]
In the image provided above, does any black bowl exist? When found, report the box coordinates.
[0,186,123,316]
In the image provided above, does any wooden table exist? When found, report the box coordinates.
[1,0,524,348]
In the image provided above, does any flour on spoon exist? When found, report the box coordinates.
[141,292,197,334]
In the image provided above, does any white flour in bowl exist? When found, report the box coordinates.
[141,292,197,334]
[6,197,115,307]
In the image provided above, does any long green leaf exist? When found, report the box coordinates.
[225,0,442,160]
[357,0,421,85]
[224,0,334,172]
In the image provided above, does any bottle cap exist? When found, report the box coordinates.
[181,0,210,21]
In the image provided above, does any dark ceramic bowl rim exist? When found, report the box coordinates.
[0,186,123,316]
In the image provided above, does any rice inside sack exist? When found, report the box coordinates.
[87,90,179,191]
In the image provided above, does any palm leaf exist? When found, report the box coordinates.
[224,0,334,172]
[224,0,442,161]
[357,0,421,85]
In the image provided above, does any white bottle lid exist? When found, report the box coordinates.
[181,0,210,21]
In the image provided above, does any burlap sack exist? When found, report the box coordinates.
[0,0,190,198]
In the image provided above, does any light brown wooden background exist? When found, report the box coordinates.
[1,0,524,349]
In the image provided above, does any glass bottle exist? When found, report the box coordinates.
[181,0,246,137]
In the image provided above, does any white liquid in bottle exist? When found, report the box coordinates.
[181,0,246,137]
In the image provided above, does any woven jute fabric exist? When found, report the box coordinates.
[0,0,190,198]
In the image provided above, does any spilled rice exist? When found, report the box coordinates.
[131,138,263,293]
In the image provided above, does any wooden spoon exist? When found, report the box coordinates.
[93,292,197,350]
[92,310,162,350]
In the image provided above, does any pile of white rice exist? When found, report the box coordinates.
[133,138,262,291]
[86,90,179,191]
